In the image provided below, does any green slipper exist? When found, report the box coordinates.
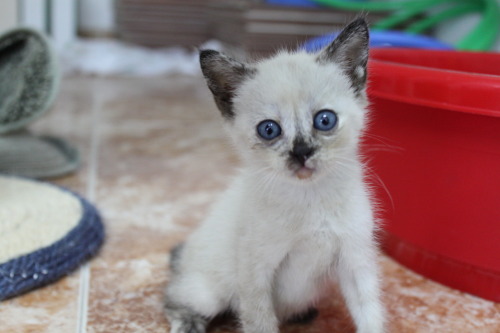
[0,130,79,179]
[0,28,79,178]
[0,28,59,134]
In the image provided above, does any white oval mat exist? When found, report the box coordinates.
[0,176,82,264]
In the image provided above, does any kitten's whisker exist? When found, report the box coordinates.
[365,167,394,212]
[251,166,280,193]
[331,154,394,209]
[362,133,404,154]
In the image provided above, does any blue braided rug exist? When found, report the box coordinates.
[0,176,104,301]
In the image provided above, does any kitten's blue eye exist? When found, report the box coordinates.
[257,120,282,140]
[313,110,337,131]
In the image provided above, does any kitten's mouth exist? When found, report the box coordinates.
[295,166,315,180]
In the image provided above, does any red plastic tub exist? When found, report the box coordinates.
[365,48,500,302]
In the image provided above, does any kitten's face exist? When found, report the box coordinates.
[200,19,369,182]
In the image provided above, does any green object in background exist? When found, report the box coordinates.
[0,28,59,134]
[0,130,79,179]
[309,0,500,51]
[0,28,79,179]
[405,2,482,35]
[457,0,499,50]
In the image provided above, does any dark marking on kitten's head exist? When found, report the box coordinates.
[199,50,256,120]
[317,18,369,94]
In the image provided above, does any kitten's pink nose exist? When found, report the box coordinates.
[296,166,314,179]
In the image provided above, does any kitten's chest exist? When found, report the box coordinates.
[250,198,343,252]
[258,190,343,231]
[241,179,351,243]
[278,229,339,285]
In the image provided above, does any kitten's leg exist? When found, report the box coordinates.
[164,245,221,333]
[237,243,288,333]
[273,252,323,323]
[238,270,279,333]
[336,238,385,333]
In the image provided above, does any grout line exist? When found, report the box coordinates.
[76,80,103,333]
[76,264,90,333]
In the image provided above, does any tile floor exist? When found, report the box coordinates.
[0,75,498,333]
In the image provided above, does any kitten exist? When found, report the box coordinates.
[164,18,385,333]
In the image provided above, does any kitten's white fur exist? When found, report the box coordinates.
[165,19,385,333]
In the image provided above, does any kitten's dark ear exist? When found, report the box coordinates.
[317,18,369,93]
[200,50,255,120]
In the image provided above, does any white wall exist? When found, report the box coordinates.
[78,0,115,35]
[50,0,77,50]
[19,0,46,31]
[0,0,18,33]
[0,0,76,50]
[2,1,499,50]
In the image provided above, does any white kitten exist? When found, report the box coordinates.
[165,18,385,333]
